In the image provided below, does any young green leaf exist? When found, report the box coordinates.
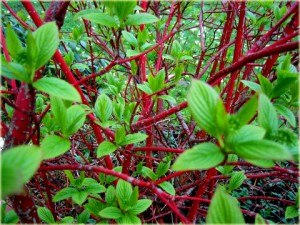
[115,126,126,145]
[37,207,55,224]
[156,161,171,178]
[241,80,261,92]
[81,13,118,28]
[258,74,273,97]
[1,60,30,83]
[95,94,113,122]
[128,199,152,215]
[174,64,184,83]
[255,214,266,225]
[113,0,137,21]
[137,83,153,95]
[187,80,222,137]
[33,22,59,69]
[59,216,74,224]
[245,158,275,168]
[120,133,148,145]
[116,179,133,202]
[274,104,296,127]
[33,77,81,102]
[129,186,139,207]
[76,209,90,224]
[234,140,292,161]
[85,184,106,194]
[97,141,118,158]
[26,31,38,77]
[53,187,78,202]
[122,31,138,48]
[99,207,122,219]
[228,171,246,192]
[65,105,87,136]
[158,95,176,104]
[172,143,225,171]
[171,40,182,58]
[158,182,176,196]
[6,24,24,59]
[120,214,141,224]
[236,94,258,126]
[206,186,245,224]
[106,186,117,206]
[258,93,278,132]
[1,145,42,198]
[41,134,71,160]
[125,13,159,26]
[72,191,88,205]
[285,206,298,219]
[50,96,67,131]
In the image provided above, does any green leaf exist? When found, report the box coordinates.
[156,161,171,178]
[73,9,102,20]
[1,60,30,83]
[122,31,138,48]
[226,125,266,146]
[217,154,238,175]
[114,0,137,21]
[129,186,139,206]
[258,93,278,132]
[106,166,122,184]
[33,22,59,69]
[53,187,78,202]
[174,64,184,83]
[158,95,176,104]
[236,94,258,126]
[137,83,153,95]
[85,184,106,194]
[6,24,24,59]
[65,105,86,136]
[228,171,246,192]
[128,199,152,215]
[120,214,141,224]
[246,159,275,168]
[50,96,67,131]
[141,166,157,180]
[95,94,113,122]
[26,32,38,76]
[285,206,298,219]
[115,126,126,145]
[99,207,122,219]
[116,179,132,203]
[255,214,266,225]
[125,13,159,26]
[37,207,55,224]
[2,208,20,224]
[72,191,88,205]
[33,77,81,102]
[206,186,245,224]
[81,13,118,28]
[97,141,118,158]
[71,63,89,70]
[156,69,166,91]
[77,209,90,224]
[234,140,292,161]
[241,80,261,92]
[187,80,222,137]
[171,40,182,58]
[120,133,148,145]
[59,216,74,224]
[271,77,297,98]
[1,145,42,198]
[274,104,296,127]
[41,134,70,160]
[84,195,106,216]
[126,49,141,57]
[106,186,117,206]
[172,143,225,171]
[158,181,176,196]
[258,74,273,97]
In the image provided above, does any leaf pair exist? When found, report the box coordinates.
[2,22,59,83]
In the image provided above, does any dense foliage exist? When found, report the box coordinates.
[1,1,299,224]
